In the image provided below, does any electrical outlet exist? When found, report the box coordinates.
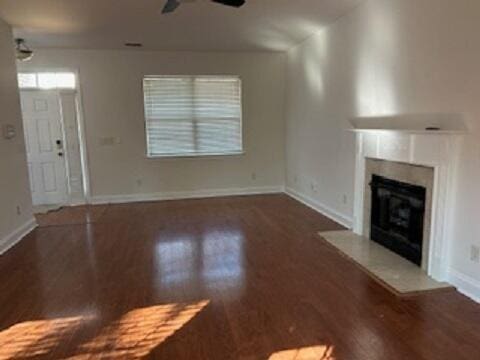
[310,181,319,193]
[16,206,21,216]
[251,172,257,181]
[470,245,480,263]
[135,179,143,188]
[342,194,348,205]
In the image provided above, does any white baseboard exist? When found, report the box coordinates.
[285,187,353,229]
[69,197,88,207]
[0,218,37,255]
[89,186,285,205]
[448,268,480,303]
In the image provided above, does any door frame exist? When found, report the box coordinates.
[18,68,91,206]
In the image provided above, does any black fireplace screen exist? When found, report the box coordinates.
[370,175,426,266]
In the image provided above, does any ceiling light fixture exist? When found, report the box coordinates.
[15,38,33,61]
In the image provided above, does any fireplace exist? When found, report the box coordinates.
[370,175,426,266]
[351,124,464,282]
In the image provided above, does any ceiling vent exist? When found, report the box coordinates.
[124,42,143,47]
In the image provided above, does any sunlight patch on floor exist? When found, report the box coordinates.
[269,345,335,360]
[0,301,209,360]
[0,315,89,359]
[67,300,210,359]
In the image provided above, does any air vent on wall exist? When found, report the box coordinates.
[124,42,143,48]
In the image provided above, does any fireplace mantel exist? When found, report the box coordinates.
[348,129,466,135]
[349,113,467,133]
[351,128,464,282]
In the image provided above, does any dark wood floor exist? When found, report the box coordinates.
[1,194,480,359]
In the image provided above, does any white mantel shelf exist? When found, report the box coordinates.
[349,113,468,135]
[347,129,467,135]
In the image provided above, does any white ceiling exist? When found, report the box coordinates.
[0,0,363,52]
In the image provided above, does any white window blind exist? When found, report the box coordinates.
[143,75,243,157]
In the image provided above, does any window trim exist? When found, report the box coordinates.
[143,75,244,159]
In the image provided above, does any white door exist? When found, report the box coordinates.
[21,90,68,206]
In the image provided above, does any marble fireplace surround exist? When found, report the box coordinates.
[352,128,463,282]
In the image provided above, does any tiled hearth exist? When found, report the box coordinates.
[319,230,452,294]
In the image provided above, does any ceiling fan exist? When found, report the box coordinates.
[161,0,246,14]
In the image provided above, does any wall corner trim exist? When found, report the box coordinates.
[89,186,285,205]
[285,187,353,229]
[447,268,480,303]
[0,218,37,255]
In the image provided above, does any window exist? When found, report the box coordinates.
[143,75,243,158]
[18,72,76,89]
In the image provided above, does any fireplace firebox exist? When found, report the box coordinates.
[370,175,426,266]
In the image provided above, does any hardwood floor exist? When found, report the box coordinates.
[1,194,480,359]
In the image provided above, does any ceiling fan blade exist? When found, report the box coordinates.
[162,0,180,14]
[211,0,245,8]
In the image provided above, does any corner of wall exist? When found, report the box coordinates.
[0,217,37,255]
[0,18,36,254]
[285,186,353,229]
[448,268,480,303]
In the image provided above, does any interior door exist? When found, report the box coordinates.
[21,90,68,206]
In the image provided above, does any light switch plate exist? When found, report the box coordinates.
[471,245,480,263]
[99,136,121,146]
[2,124,16,140]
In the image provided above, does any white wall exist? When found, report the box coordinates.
[0,19,35,252]
[20,49,286,200]
[285,0,480,296]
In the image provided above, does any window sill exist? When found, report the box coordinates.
[146,152,245,160]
